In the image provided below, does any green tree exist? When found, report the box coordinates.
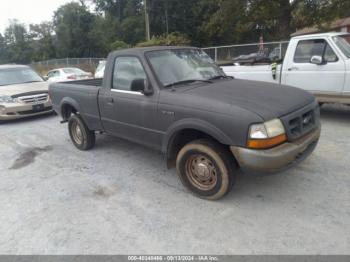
[2,0,350,64]
[292,0,350,31]
[88,15,118,57]
[110,40,129,50]
[93,0,125,21]
[28,22,56,61]
[198,0,246,45]
[136,31,190,47]
[147,0,218,46]
[3,20,33,63]
[92,0,144,45]
[0,33,8,63]
[53,2,95,57]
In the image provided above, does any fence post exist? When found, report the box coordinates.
[279,42,282,59]
[214,47,218,62]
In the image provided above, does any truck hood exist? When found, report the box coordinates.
[0,81,49,97]
[180,79,315,120]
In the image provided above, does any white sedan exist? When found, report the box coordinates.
[46,68,93,83]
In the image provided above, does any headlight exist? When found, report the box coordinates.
[0,96,17,103]
[248,119,286,149]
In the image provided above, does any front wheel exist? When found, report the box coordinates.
[176,139,236,200]
[68,114,95,150]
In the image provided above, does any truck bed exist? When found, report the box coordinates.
[49,78,103,131]
[221,64,281,84]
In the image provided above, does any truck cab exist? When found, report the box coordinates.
[281,32,350,103]
[222,32,350,105]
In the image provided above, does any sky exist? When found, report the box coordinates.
[0,0,75,34]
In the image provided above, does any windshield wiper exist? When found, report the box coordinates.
[208,75,234,80]
[164,79,212,88]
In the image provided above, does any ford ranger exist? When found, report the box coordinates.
[49,46,321,200]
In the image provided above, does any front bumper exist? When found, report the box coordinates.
[230,126,321,174]
[0,101,53,120]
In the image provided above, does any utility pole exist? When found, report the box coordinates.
[144,0,150,41]
[165,0,169,37]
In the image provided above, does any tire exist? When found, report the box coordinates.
[176,139,236,200]
[68,114,95,150]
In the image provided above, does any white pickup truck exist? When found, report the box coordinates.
[222,32,350,105]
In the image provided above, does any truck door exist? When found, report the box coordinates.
[283,38,345,94]
[98,56,161,150]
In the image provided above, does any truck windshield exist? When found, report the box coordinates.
[333,35,350,58]
[0,68,43,86]
[146,49,225,87]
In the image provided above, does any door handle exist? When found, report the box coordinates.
[106,97,114,103]
[287,67,299,71]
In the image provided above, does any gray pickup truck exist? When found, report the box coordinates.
[49,46,321,200]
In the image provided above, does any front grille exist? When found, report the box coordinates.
[17,93,48,104]
[17,106,52,115]
[281,102,320,141]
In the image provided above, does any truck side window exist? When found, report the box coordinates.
[324,44,338,62]
[294,39,338,63]
[113,57,147,91]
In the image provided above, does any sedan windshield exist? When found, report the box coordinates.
[146,49,225,87]
[333,35,350,58]
[63,68,85,74]
[0,68,43,86]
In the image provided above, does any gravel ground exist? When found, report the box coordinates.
[0,105,349,255]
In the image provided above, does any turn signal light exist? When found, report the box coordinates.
[247,134,287,149]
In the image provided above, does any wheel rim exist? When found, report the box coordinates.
[71,121,83,145]
[185,154,218,191]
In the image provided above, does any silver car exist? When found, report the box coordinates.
[46,67,93,83]
[0,65,53,121]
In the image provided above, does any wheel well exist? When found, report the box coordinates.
[166,129,227,169]
[61,103,78,120]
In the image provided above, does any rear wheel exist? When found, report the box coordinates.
[176,139,236,200]
[68,114,95,150]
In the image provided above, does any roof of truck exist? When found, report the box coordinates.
[291,32,349,40]
[109,45,196,56]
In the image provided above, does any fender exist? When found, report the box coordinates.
[162,118,233,153]
[60,97,82,120]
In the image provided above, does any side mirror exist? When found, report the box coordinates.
[43,76,49,81]
[130,78,153,95]
[310,55,324,65]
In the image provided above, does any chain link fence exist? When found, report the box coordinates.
[202,41,290,65]
[30,41,289,75]
[30,58,105,76]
